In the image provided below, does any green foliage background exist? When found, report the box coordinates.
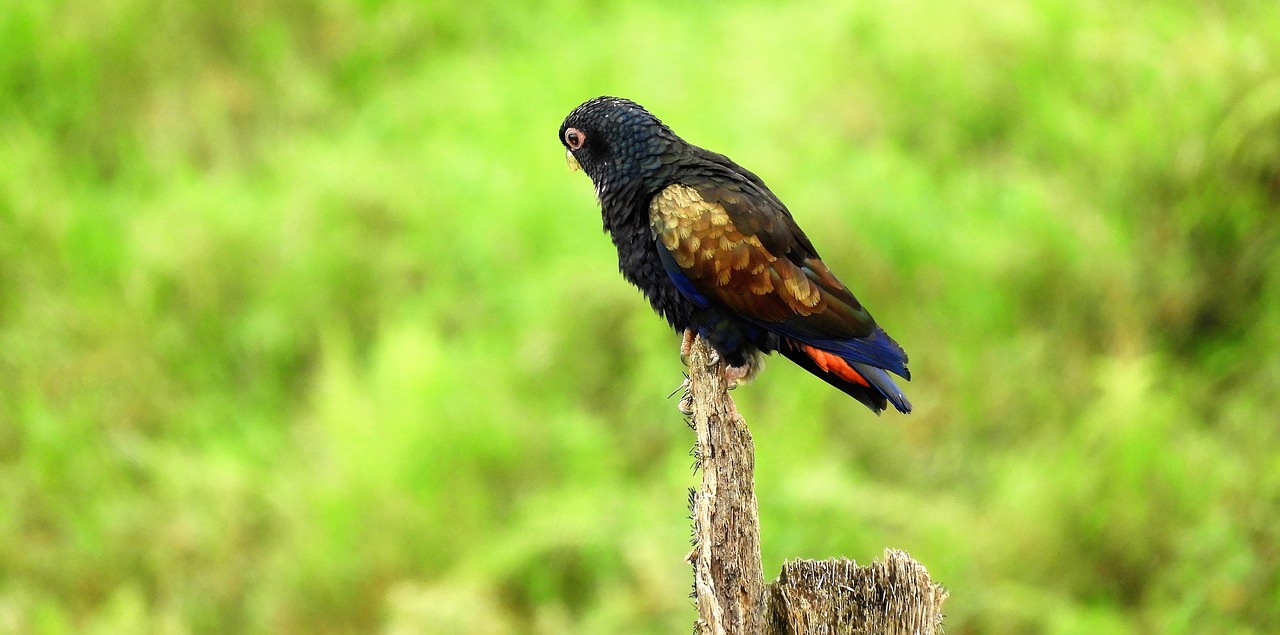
[2,0,1279,632]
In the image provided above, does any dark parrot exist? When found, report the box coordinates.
[559,96,911,414]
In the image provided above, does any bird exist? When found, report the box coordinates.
[559,96,911,414]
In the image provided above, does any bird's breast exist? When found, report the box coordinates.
[602,197,694,332]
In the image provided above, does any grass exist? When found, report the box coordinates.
[1,0,1279,632]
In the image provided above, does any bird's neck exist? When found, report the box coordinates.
[598,177,650,235]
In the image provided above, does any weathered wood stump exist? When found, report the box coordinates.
[684,337,947,634]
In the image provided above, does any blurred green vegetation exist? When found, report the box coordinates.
[2,0,1278,632]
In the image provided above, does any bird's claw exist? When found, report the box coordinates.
[724,363,750,389]
[679,329,696,367]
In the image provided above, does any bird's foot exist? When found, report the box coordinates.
[722,351,765,390]
[678,331,723,370]
[724,363,751,382]
[679,329,696,366]
[724,363,749,390]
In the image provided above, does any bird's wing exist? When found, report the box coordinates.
[649,181,909,377]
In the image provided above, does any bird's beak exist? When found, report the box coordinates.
[565,149,581,172]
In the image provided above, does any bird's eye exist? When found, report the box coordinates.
[564,128,585,151]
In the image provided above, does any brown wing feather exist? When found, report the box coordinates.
[650,183,875,338]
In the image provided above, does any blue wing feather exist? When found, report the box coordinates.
[654,240,711,307]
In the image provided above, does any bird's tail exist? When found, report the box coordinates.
[781,343,912,414]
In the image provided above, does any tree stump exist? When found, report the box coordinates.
[683,337,947,634]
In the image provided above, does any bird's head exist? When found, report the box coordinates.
[559,96,679,200]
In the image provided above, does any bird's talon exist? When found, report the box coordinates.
[679,330,696,366]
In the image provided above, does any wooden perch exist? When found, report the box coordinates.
[683,337,947,634]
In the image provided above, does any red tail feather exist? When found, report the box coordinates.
[801,344,870,388]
